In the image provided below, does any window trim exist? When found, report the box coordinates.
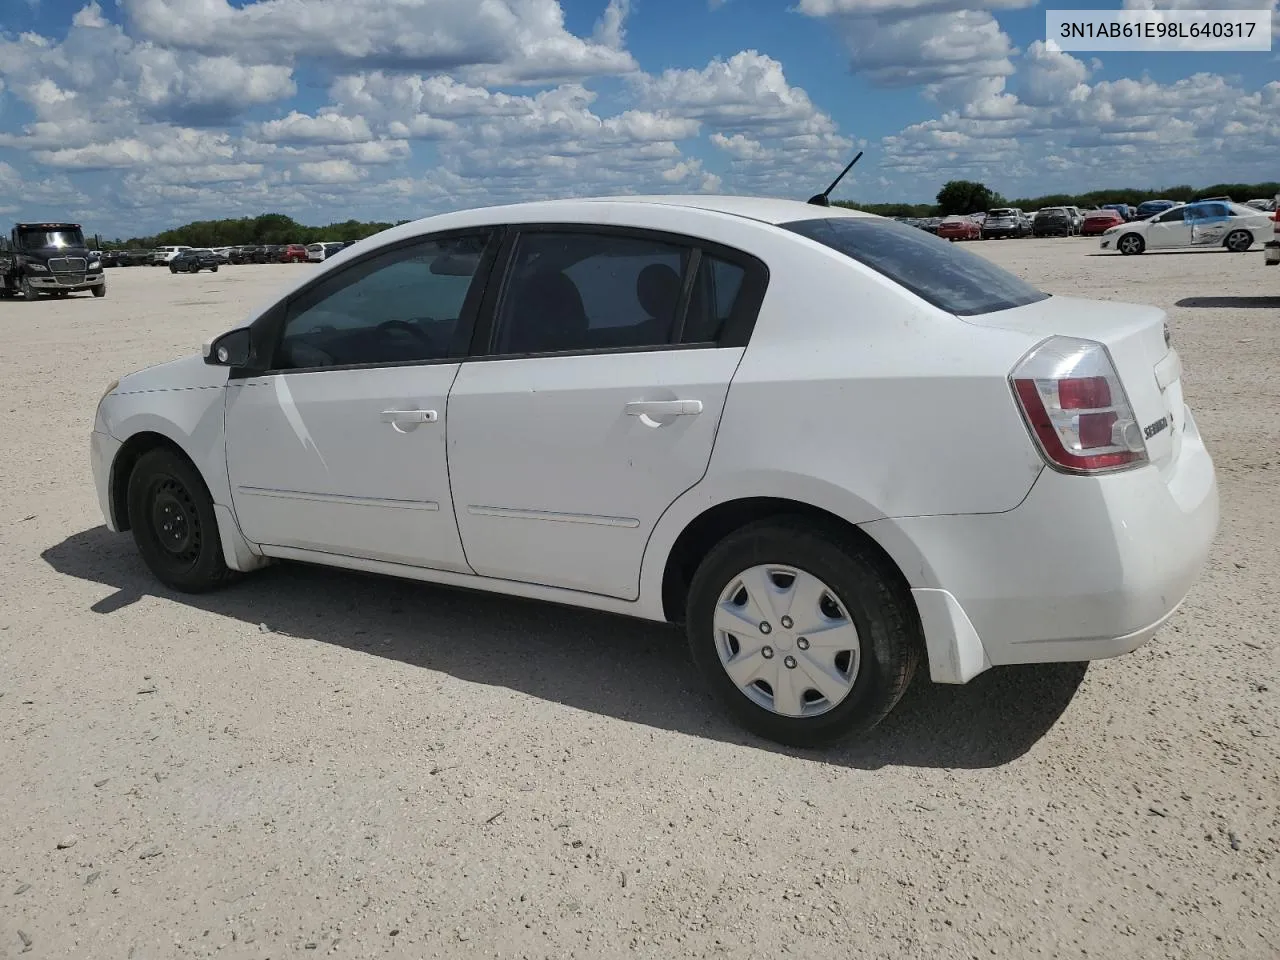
[466,222,769,362]
[232,227,506,379]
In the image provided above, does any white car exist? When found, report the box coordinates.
[306,241,346,263]
[151,245,192,265]
[90,196,1218,746]
[1100,201,1272,255]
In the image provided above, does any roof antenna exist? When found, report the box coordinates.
[807,151,863,207]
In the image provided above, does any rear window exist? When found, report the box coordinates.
[783,217,1049,317]
[987,209,1015,217]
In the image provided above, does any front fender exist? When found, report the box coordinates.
[100,386,230,507]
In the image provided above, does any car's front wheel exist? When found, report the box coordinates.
[127,448,236,593]
[92,284,106,298]
[1118,233,1145,255]
[686,518,921,746]
[20,276,40,301]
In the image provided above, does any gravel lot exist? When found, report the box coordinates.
[2,240,1277,959]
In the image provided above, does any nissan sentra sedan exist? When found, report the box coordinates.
[90,195,1218,746]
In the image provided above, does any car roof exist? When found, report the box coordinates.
[443,195,873,228]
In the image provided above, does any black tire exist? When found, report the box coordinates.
[127,448,237,593]
[1117,233,1145,256]
[92,284,106,298]
[1224,230,1252,253]
[211,265,219,272]
[20,276,40,301]
[685,518,921,747]
[170,265,177,274]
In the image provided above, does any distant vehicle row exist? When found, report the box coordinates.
[100,240,360,268]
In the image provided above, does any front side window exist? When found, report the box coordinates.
[274,232,491,370]
[1156,207,1186,224]
[783,216,1048,317]
[493,231,694,354]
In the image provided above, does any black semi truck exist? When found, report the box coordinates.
[0,222,106,300]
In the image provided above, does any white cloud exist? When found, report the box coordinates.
[290,159,367,184]
[256,111,375,145]
[119,0,639,83]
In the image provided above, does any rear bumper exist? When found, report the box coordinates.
[864,406,1219,682]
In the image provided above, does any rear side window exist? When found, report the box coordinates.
[494,232,694,354]
[783,217,1049,317]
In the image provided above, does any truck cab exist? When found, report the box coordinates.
[0,222,105,300]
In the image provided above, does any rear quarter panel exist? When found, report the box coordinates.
[703,235,1045,521]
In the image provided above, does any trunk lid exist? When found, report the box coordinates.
[963,295,1185,474]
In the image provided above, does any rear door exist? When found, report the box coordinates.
[445,226,767,600]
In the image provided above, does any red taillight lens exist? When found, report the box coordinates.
[1011,338,1148,474]
[1057,376,1111,409]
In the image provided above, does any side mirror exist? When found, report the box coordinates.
[204,327,254,368]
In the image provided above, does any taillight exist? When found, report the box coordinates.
[1010,336,1148,474]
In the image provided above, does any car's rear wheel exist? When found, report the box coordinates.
[685,518,921,746]
[1224,230,1253,253]
[127,448,236,593]
[1118,233,1145,255]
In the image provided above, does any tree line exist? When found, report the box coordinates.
[838,179,1280,219]
[102,213,408,249]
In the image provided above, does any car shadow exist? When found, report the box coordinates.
[1175,296,1280,309]
[42,526,1089,771]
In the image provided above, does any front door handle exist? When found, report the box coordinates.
[381,408,438,424]
[624,400,703,418]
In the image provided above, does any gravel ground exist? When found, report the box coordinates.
[1,241,1277,959]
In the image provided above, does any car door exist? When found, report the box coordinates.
[224,229,498,570]
[1145,206,1190,248]
[445,226,767,600]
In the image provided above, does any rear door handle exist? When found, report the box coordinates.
[624,400,703,418]
[380,409,438,424]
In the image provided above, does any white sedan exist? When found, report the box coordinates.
[1100,200,1272,255]
[90,195,1218,746]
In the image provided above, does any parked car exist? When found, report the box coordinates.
[1082,209,1125,235]
[281,244,308,263]
[1100,200,1271,255]
[937,216,982,241]
[981,208,1031,239]
[229,246,259,265]
[306,241,348,262]
[1064,206,1084,234]
[89,195,1217,746]
[1033,207,1074,237]
[1135,199,1178,220]
[254,245,284,264]
[151,245,192,266]
[1102,203,1134,221]
[169,248,221,273]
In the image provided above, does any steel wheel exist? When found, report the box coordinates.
[147,475,203,570]
[714,564,860,718]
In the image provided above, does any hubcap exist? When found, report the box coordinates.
[714,565,861,718]
[149,477,200,564]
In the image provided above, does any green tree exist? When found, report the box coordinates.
[936,180,998,215]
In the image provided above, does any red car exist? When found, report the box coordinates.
[1081,210,1124,235]
[937,216,982,241]
[280,243,308,263]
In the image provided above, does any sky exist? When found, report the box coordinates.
[0,0,1276,237]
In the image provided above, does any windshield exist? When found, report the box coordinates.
[784,217,1049,317]
[18,227,85,250]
